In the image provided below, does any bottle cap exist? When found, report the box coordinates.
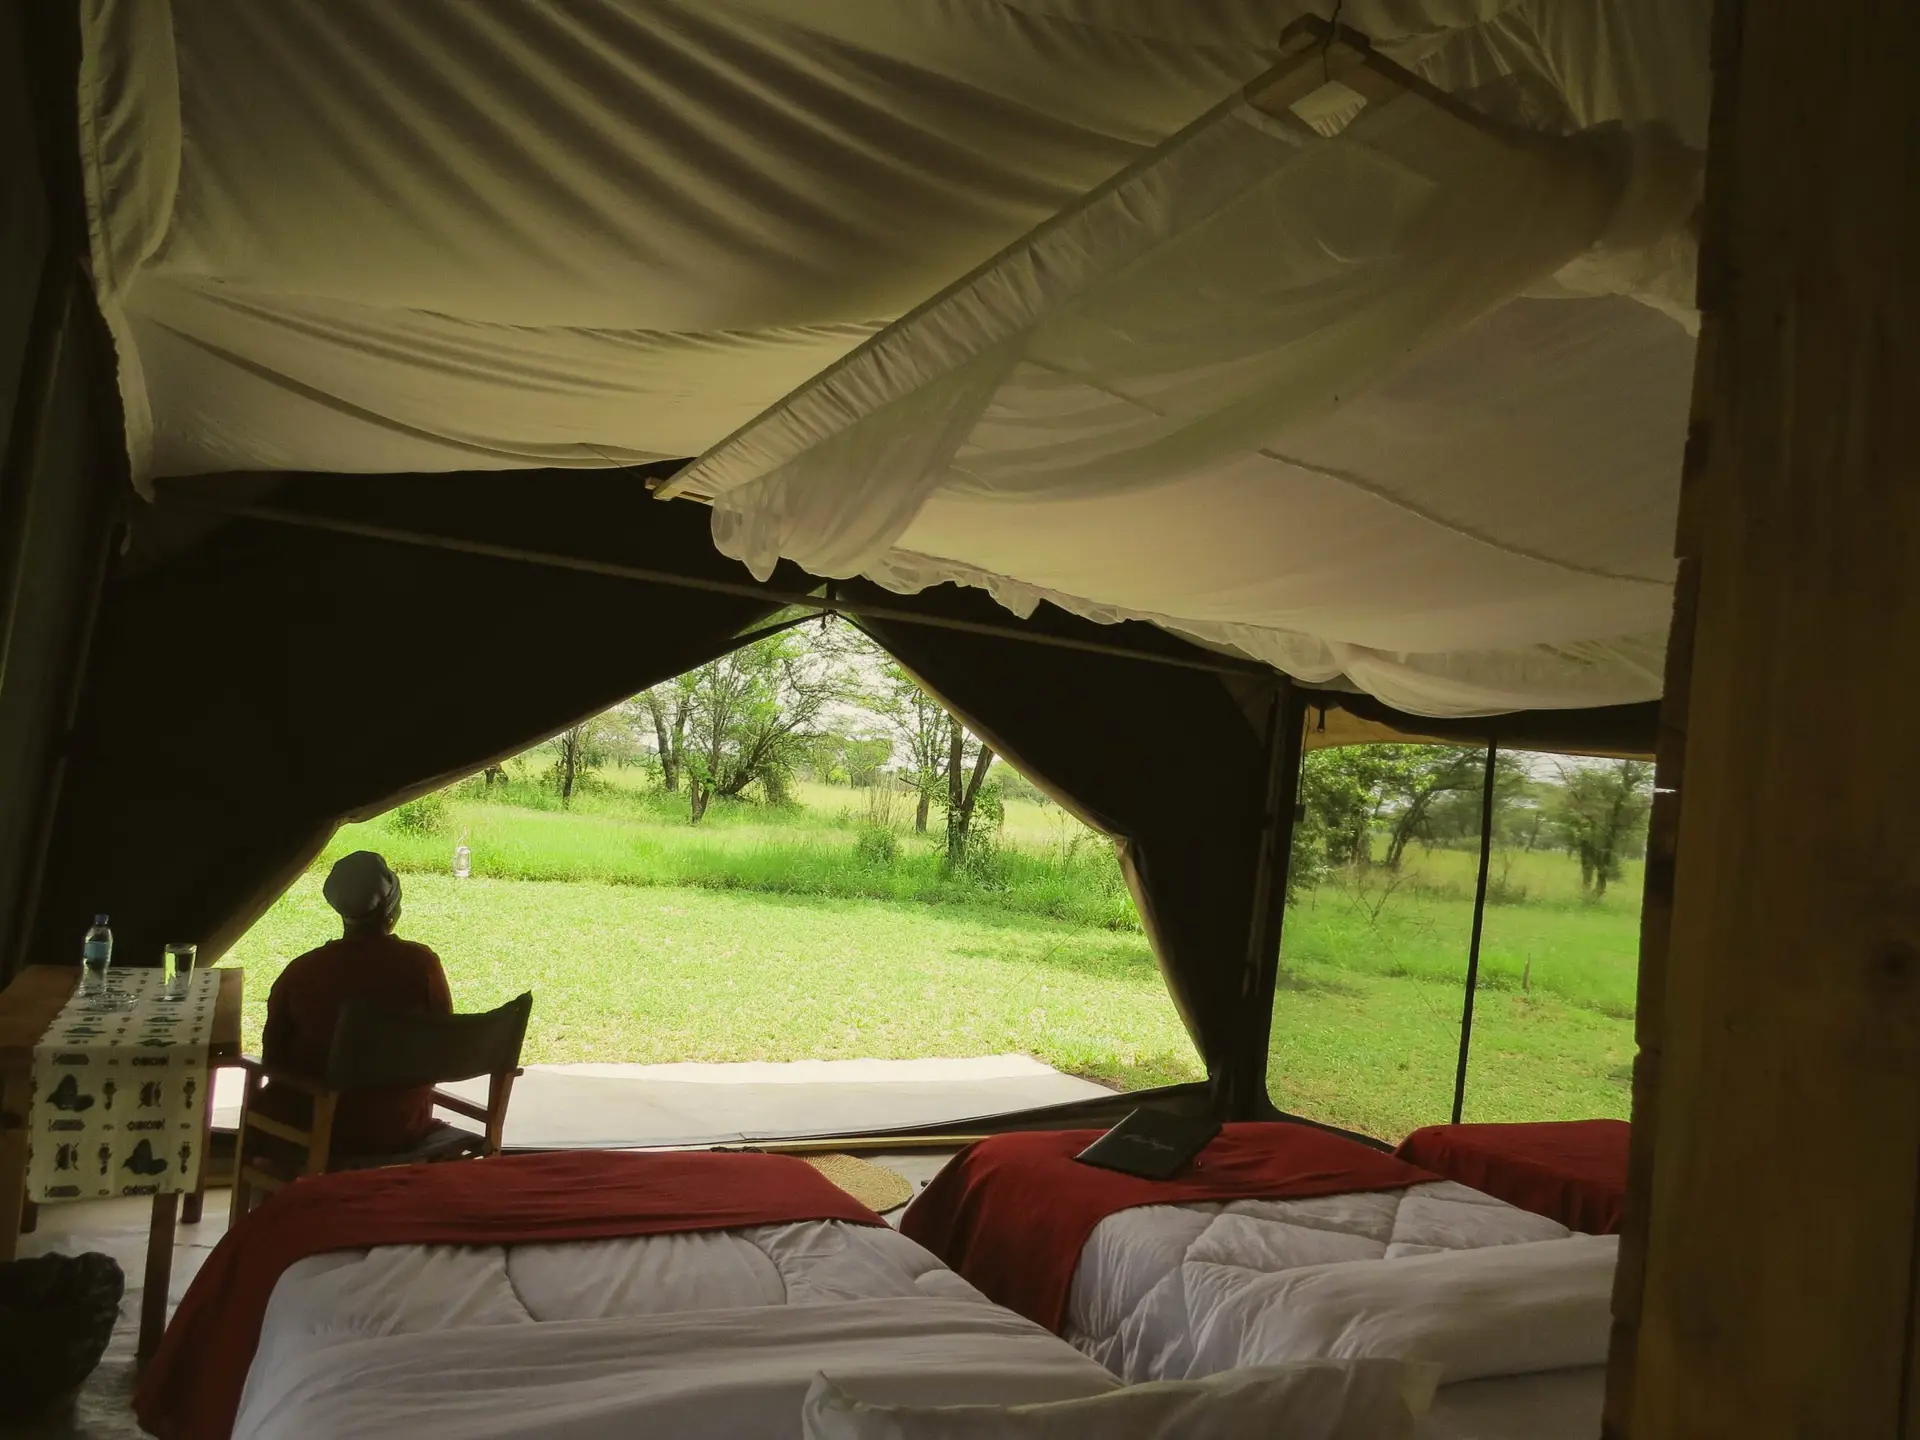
[93,914,110,925]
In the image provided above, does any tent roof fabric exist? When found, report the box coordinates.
[78,0,1707,716]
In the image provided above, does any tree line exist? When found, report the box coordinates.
[516,618,1653,899]
[526,618,1005,870]
[1294,745,1654,899]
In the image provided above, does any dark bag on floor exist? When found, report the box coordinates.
[0,1251,125,1419]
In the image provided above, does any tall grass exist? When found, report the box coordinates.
[330,798,1138,932]
[1282,881,1639,1019]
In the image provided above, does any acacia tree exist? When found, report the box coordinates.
[547,718,601,808]
[1292,743,1524,892]
[1299,746,1408,870]
[1379,747,1509,869]
[1416,755,1532,852]
[803,732,892,786]
[859,653,999,858]
[871,660,951,833]
[678,626,854,822]
[1548,758,1654,898]
[640,686,692,791]
[942,719,997,870]
[1501,782,1551,852]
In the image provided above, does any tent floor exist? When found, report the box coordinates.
[213,1053,1114,1149]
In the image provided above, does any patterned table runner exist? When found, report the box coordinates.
[26,968,221,1202]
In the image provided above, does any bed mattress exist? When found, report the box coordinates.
[234,1221,1117,1439]
[1064,1179,1612,1437]
[1065,1178,1573,1381]
[1424,1365,1607,1439]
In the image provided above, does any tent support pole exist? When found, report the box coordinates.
[1450,742,1500,1125]
[1218,679,1309,1121]
[157,494,1267,680]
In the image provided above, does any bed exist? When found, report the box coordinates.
[136,1151,1123,1440]
[1395,1119,1631,1235]
[902,1123,1618,1438]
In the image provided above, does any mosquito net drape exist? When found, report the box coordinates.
[679,28,1702,716]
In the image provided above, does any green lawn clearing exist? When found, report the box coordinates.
[228,872,1200,1092]
[226,771,1640,1141]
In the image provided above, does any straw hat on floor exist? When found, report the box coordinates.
[803,1153,914,1214]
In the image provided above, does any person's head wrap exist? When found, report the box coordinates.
[323,851,401,925]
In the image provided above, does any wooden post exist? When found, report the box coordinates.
[1220,680,1308,1120]
[1622,0,1920,1434]
[1603,555,1698,1437]
[137,1193,178,1360]
[0,1065,29,1263]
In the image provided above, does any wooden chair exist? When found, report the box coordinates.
[229,992,532,1221]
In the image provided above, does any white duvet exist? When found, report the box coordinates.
[1063,1180,1616,1438]
[231,1190,1616,1439]
[233,1222,1117,1440]
[1065,1179,1577,1381]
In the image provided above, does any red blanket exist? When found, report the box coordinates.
[134,1150,885,1440]
[1396,1119,1629,1234]
[899,1122,1435,1333]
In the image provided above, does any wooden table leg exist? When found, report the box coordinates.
[182,1058,222,1225]
[0,1067,30,1263]
[139,1191,179,1361]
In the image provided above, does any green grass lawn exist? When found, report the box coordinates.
[228,872,1201,1092]
[227,772,1640,1141]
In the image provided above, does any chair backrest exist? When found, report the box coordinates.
[324,992,532,1091]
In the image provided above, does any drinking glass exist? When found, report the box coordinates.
[163,942,197,995]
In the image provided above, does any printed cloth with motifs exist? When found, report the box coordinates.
[26,968,219,1201]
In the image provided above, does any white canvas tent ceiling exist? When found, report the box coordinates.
[79,0,1708,716]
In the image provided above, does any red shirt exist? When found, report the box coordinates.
[260,934,453,1156]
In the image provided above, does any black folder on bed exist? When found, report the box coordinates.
[1072,1108,1221,1181]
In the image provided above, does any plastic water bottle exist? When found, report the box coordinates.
[82,915,113,996]
[452,842,472,880]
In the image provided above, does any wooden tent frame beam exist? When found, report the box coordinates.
[157,494,1272,680]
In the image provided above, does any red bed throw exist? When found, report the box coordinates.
[134,1150,885,1440]
[1396,1119,1629,1234]
[899,1122,1434,1333]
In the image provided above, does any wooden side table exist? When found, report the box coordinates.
[0,964,244,1359]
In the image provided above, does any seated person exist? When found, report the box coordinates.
[258,850,452,1158]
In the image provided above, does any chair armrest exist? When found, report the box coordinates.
[239,1058,331,1097]
[429,1089,491,1124]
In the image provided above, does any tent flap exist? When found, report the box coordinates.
[31,478,1281,1080]
[847,577,1274,1073]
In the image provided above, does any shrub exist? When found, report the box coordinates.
[1486,867,1531,906]
[960,831,1004,886]
[994,765,1049,806]
[855,825,901,869]
[389,791,450,835]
